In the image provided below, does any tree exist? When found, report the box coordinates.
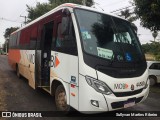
[120,8,138,23]
[4,27,19,39]
[27,0,83,21]
[2,41,9,53]
[27,2,53,22]
[121,9,131,19]
[49,0,82,5]
[133,0,160,32]
[82,0,94,6]
[3,27,19,52]
[142,42,160,60]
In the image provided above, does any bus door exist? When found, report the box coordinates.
[52,9,79,109]
[35,21,54,88]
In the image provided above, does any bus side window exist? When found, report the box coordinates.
[55,19,77,56]
[56,23,63,47]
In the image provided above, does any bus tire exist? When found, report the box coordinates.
[55,85,70,113]
[16,64,21,78]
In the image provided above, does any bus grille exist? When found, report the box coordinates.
[113,88,143,97]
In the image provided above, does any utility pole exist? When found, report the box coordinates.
[20,15,27,25]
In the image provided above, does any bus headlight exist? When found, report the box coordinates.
[85,76,112,95]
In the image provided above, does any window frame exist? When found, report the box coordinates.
[53,10,78,56]
[149,63,160,70]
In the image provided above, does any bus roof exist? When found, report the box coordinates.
[12,3,126,34]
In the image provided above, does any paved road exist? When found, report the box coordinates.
[0,55,160,120]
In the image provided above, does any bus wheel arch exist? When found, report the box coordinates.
[51,79,70,112]
[51,80,62,96]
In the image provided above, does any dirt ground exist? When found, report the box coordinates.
[0,57,9,111]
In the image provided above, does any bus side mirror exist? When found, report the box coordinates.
[61,17,70,35]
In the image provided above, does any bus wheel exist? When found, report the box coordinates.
[55,85,70,112]
[16,65,21,78]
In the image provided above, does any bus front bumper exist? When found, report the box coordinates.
[103,86,149,111]
[79,75,149,113]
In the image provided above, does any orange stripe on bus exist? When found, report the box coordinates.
[55,56,60,67]
[8,49,21,63]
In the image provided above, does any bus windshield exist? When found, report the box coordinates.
[75,9,143,63]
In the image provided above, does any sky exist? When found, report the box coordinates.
[0,0,159,45]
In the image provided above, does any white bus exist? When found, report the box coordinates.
[8,3,149,113]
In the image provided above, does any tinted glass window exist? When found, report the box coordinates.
[9,33,17,48]
[75,9,143,62]
[55,20,77,55]
[56,23,62,47]
[149,63,160,70]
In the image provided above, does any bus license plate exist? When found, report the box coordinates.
[124,101,135,108]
